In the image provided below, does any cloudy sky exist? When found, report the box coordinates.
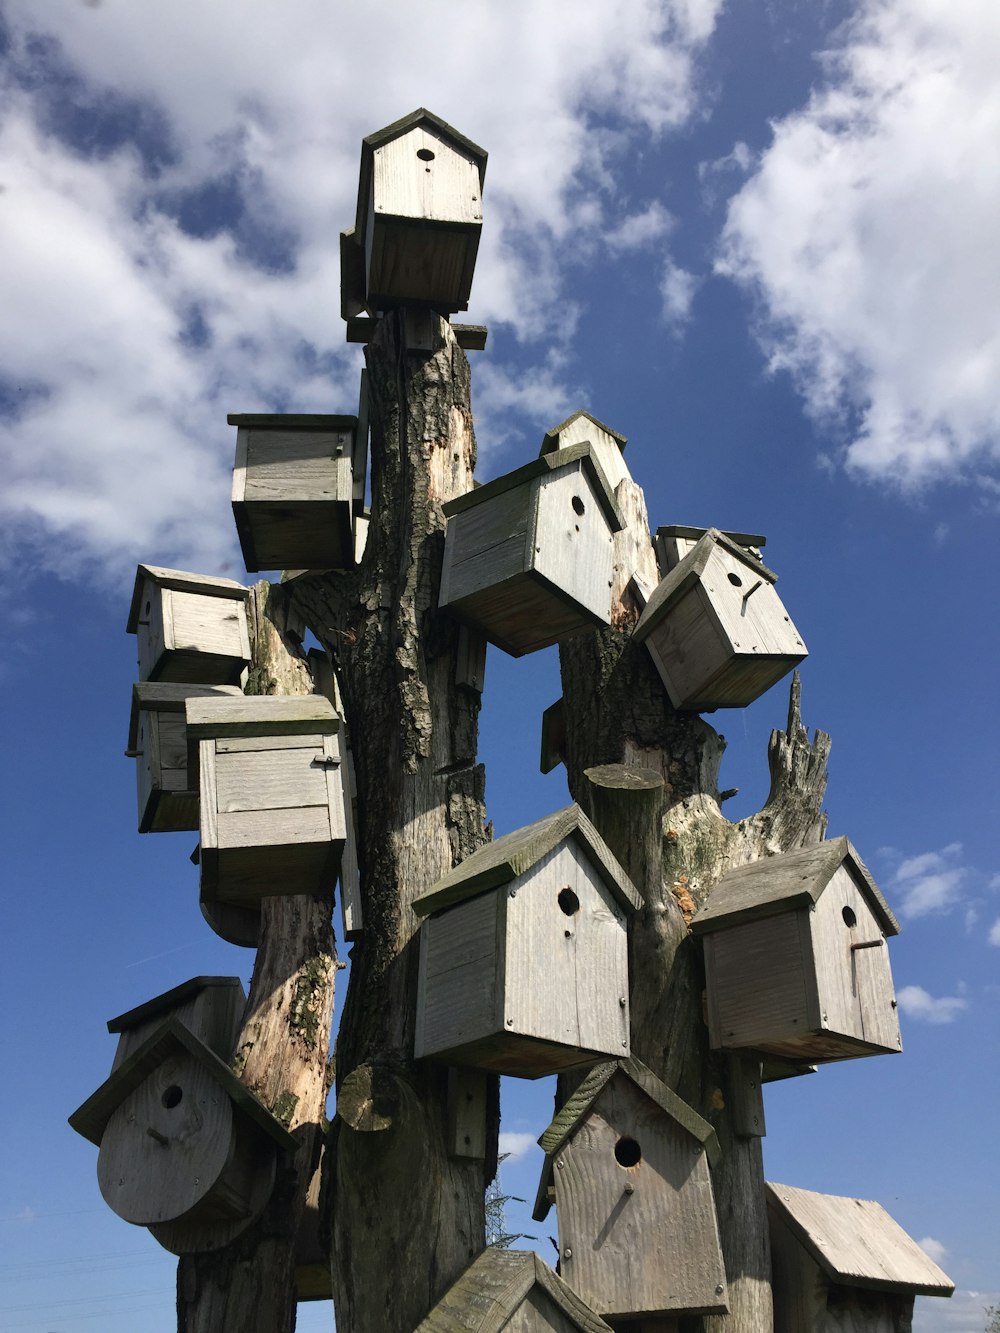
[1,3,997,1330]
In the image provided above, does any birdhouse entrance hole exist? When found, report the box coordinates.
[557,887,580,916]
[614,1136,642,1168]
[571,494,586,516]
[161,1085,183,1109]
[727,571,743,587]
[842,905,857,928]
[416,147,435,161]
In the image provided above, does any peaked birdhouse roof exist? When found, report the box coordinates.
[690,837,899,937]
[412,803,642,919]
[767,1182,954,1296]
[355,107,488,234]
[532,1057,719,1221]
[540,410,627,455]
[68,1017,298,1152]
[127,564,248,633]
[106,976,244,1035]
[634,527,777,643]
[416,1248,611,1332]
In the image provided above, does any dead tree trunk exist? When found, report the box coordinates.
[559,477,830,1333]
[288,310,495,1333]
[176,584,337,1333]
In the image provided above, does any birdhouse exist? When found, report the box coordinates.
[127,565,251,685]
[186,694,346,907]
[540,410,630,490]
[767,1182,954,1333]
[416,1249,612,1332]
[353,108,487,313]
[69,1017,297,1254]
[413,804,640,1078]
[439,444,624,657]
[127,682,242,833]
[229,413,357,573]
[691,838,902,1063]
[532,1057,728,1320]
[633,527,806,710]
[106,975,246,1073]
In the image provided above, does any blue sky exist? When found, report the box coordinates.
[1,3,997,1330]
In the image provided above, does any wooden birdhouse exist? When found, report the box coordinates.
[127,682,242,833]
[106,975,246,1073]
[540,410,630,490]
[633,527,806,710]
[127,565,251,685]
[416,1248,612,1332]
[351,107,487,313]
[439,444,624,657]
[691,837,902,1063]
[229,413,358,573]
[768,1182,954,1332]
[69,1017,296,1254]
[413,804,640,1078]
[532,1057,728,1320]
[186,693,346,907]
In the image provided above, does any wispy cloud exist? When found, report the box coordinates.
[897,984,967,1025]
[918,1235,948,1264]
[989,920,1000,947]
[498,1131,537,1162]
[889,843,967,920]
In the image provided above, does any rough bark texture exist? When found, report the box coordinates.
[288,311,495,1333]
[559,477,830,1333]
[176,584,337,1333]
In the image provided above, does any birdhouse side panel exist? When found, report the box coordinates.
[504,842,629,1063]
[701,545,805,659]
[152,589,249,684]
[440,480,534,608]
[703,911,817,1054]
[373,126,482,226]
[556,1077,727,1317]
[241,428,354,501]
[414,890,502,1062]
[135,578,167,681]
[531,466,615,627]
[643,584,730,710]
[770,1208,828,1333]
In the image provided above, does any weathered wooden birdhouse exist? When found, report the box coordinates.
[439,444,624,657]
[229,413,357,573]
[186,694,346,907]
[106,975,246,1073]
[540,410,630,490]
[69,1017,296,1254]
[532,1057,728,1320]
[633,527,806,710]
[692,837,902,1063]
[416,1248,612,1332]
[413,804,640,1078]
[768,1182,954,1333]
[352,107,486,313]
[127,565,251,685]
[127,682,242,833]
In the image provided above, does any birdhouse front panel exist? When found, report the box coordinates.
[440,447,620,656]
[364,120,483,312]
[128,566,251,685]
[541,411,630,491]
[554,1075,727,1318]
[108,976,245,1073]
[229,414,356,573]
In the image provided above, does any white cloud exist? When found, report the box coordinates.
[918,1236,948,1264]
[660,260,698,331]
[0,0,723,583]
[989,920,1000,947]
[891,843,966,919]
[717,0,1000,490]
[897,984,967,1024]
[497,1131,537,1162]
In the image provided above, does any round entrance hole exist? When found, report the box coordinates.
[416,147,435,162]
[558,887,580,916]
[161,1085,183,1110]
[571,495,586,516]
[614,1137,641,1168]
[842,905,857,928]
[727,572,743,587]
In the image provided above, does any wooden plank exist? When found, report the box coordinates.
[727,1054,766,1137]
[169,588,248,659]
[347,316,488,350]
[339,743,363,939]
[446,1067,487,1159]
[440,479,533,607]
[442,444,622,532]
[414,891,500,1060]
[455,624,487,691]
[374,123,482,225]
[540,698,566,774]
[703,911,811,1051]
[541,410,631,491]
[108,976,245,1071]
[127,564,248,633]
[354,369,370,506]
[532,464,615,626]
[199,739,219,850]
[215,806,333,849]
[215,733,327,753]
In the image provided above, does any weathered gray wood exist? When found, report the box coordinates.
[338,741,363,939]
[540,409,631,491]
[447,1068,488,1159]
[347,316,489,349]
[128,566,251,685]
[540,698,566,773]
[727,1054,766,1138]
[416,1249,613,1332]
[654,526,766,574]
[108,976,245,1072]
[456,624,488,691]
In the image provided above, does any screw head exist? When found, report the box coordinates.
[715,1283,725,1295]
[563,1247,573,1260]
[619,996,626,1008]
[556,1158,564,1169]
[506,1017,514,1026]
[623,1182,634,1195]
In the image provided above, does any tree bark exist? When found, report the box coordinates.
[287,311,495,1333]
[559,476,830,1333]
[176,584,337,1333]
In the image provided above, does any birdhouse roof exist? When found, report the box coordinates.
[412,803,642,919]
[68,1017,298,1152]
[226,413,357,432]
[355,107,488,234]
[416,1248,612,1332]
[442,442,624,533]
[656,524,766,550]
[532,1057,720,1221]
[690,836,900,937]
[634,527,778,644]
[540,409,627,455]
[106,976,244,1035]
[127,564,249,633]
[766,1182,955,1296]
[128,682,243,751]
